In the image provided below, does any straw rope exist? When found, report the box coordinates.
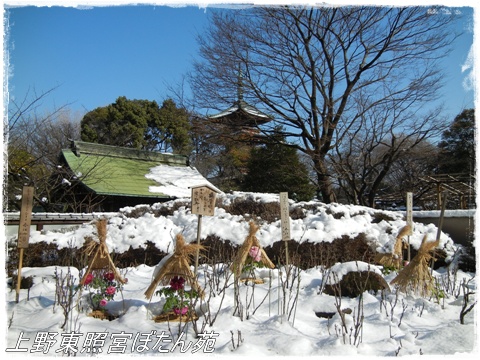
[144,233,204,300]
[231,221,275,278]
[79,218,126,285]
[375,224,411,269]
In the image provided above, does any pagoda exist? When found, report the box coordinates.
[207,74,273,139]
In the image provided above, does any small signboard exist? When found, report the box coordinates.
[280,192,291,241]
[190,184,221,275]
[191,184,218,216]
[17,186,34,248]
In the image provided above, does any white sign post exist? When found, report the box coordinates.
[406,192,413,262]
[191,184,219,275]
[280,192,291,266]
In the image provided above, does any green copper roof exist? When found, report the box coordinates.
[61,141,189,198]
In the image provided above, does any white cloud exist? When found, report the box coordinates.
[461,44,474,92]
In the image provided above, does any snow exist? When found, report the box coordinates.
[8,192,459,256]
[325,261,384,284]
[146,164,223,198]
[2,191,478,357]
[208,101,271,120]
[412,209,476,218]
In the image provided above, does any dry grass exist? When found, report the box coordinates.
[390,234,440,297]
[231,221,275,278]
[80,218,126,286]
[144,233,205,300]
[375,224,411,269]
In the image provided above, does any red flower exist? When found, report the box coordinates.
[84,273,94,285]
[103,272,115,282]
[105,286,116,296]
[170,276,185,291]
[173,306,189,315]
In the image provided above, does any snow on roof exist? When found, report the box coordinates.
[146,164,223,198]
[61,141,191,199]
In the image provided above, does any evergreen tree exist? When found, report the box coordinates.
[242,135,316,201]
[81,97,191,153]
[437,108,475,175]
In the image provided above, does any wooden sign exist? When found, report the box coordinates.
[406,192,413,235]
[280,192,291,241]
[190,184,220,274]
[17,186,34,248]
[191,185,218,216]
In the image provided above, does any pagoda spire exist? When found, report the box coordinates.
[207,64,272,127]
[237,66,244,103]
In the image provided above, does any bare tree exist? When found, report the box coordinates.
[379,140,439,206]
[330,99,445,207]
[5,87,82,211]
[190,5,460,203]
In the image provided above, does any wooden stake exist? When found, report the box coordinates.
[194,214,202,275]
[406,192,413,262]
[431,192,447,274]
[15,186,34,303]
[15,248,24,303]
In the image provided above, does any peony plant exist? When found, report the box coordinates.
[156,276,197,316]
[83,271,124,312]
[242,246,265,275]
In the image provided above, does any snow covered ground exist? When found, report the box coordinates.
[2,192,478,357]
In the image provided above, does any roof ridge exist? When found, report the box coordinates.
[69,140,187,165]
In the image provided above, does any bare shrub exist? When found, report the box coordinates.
[121,200,191,218]
[200,236,236,265]
[460,278,476,324]
[329,273,364,346]
[289,205,306,220]
[54,266,80,330]
[371,212,396,223]
[113,241,168,267]
[323,271,389,298]
[6,240,89,276]
[121,205,152,218]
[10,276,34,301]
[265,233,376,269]
[223,197,280,223]
[325,208,345,219]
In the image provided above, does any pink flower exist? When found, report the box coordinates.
[104,272,115,282]
[83,273,94,286]
[173,306,189,315]
[105,286,116,296]
[170,276,185,291]
[249,246,262,262]
[99,299,108,307]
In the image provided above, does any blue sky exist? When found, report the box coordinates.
[5,4,212,114]
[3,2,477,120]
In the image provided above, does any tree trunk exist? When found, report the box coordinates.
[314,159,337,203]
